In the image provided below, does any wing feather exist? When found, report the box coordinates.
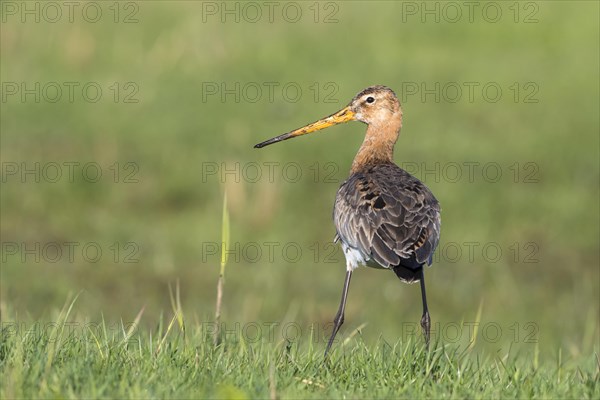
[333,163,441,269]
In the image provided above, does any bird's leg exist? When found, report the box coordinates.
[324,270,352,358]
[419,268,431,349]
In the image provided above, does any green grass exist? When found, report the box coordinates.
[1,297,598,399]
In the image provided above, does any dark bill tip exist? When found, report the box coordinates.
[254,132,294,149]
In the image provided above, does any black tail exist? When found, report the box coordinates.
[392,264,422,283]
[392,254,424,283]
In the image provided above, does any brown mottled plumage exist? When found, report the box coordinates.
[334,163,441,279]
[255,85,441,357]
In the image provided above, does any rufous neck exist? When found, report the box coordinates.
[351,118,401,173]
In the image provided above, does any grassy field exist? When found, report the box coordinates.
[1,1,599,398]
[1,296,598,399]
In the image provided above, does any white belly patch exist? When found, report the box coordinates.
[340,242,387,271]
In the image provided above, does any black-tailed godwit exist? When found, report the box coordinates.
[255,85,441,356]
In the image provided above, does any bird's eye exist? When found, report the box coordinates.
[366,96,375,104]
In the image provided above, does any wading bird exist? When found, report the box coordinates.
[255,86,441,356]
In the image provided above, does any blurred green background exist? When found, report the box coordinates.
[1,1,598,360]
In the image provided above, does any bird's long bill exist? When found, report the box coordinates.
[254,106,356,148]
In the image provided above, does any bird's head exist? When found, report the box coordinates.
[348,85,401,126]
[254,85,402,149]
